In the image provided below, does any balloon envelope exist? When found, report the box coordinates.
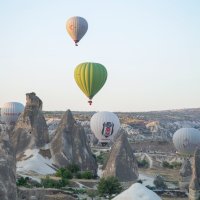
[90,111,120,144]
[74,62,107,104]
[173,128,200,155]
[1,102,24,125]
[66,16,88,45]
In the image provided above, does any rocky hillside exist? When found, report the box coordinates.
[45,108,200,141]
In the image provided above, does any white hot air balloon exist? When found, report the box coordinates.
[1,102,24,125]
[90,111,120,145]
[66,16,88,46]
[173,128,200,155]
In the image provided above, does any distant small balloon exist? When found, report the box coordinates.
[1,102,24,125]
[66,16,88,46]
[90,111,120,145]
[173,128,200,155]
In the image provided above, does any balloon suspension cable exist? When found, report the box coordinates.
[88,100,92,105]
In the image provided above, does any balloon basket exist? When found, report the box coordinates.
[88,100,92,105]
[74,40,79,46]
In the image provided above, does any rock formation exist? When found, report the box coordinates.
[180,159,192,177]
[103,133,138,182]
[179,158,192,189]
[11,92,49,157]
[189,147,200,200]
[50,110,97,174]
[0,132,17,200]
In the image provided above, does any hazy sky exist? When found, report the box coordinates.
[0,0,200,112]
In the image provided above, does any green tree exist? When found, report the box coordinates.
[75,172,82,179]
[16,177,29,187]
[162,161,182,169]
[137,159,149,168]
[67,163,80,173]
[162,161,173,169]
[171,161,182,169]
[97,176,122,199]
[41,176,69,189]
[75,171,94,179]
[55,167,73,179]
[81,171,93,179]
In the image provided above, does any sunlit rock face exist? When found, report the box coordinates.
[0,132,17,200]
[50,109,97,174]
[11,92,49,158]
[103,133,138,182]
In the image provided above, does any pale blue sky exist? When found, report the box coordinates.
[0,0,200,112]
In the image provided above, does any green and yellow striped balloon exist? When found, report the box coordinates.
[74,62,107,105]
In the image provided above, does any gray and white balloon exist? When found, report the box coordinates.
[1,102,24,125]
[173,128,200,155]
[90,111,120,144]
[66,16,88,46]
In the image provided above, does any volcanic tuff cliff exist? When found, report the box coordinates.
[50,109,97,174]
[11,92,49,158]
[189,148,200,190]
[103,132,138,182]
[180,159,192,178]
[0,131,17,200]
[179,158,192,190]
[189,148,200,200]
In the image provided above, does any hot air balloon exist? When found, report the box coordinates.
[74,62,107,105]
[1,102,24,125]
[90,111,120,145]
[173,128,200,155]
[66,16,88,46]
